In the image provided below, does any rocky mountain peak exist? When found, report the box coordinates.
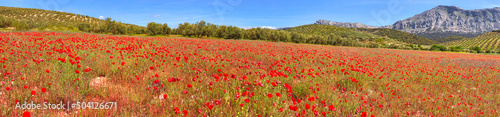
[433,5,463,11]
[314,19,379,28]
[391,5,500,38]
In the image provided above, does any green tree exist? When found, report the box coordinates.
[147,22,162,36]
[13,20,30,30]
[78,23,92,32]
[471,46,482,53]
[128,25,136,35]
[162,23,171,35]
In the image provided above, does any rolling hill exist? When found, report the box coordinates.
[283,24,436,45]
[434,36,469,43]
[443,31,500,50]
[353,28,437,45]
[283,24,387,41]
[0,6,146,34]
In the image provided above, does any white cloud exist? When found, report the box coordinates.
[238,26,253,29]
[260,26,277,30]
[98,16,105,20]
[152,15,161,17]
[486,4,500,8]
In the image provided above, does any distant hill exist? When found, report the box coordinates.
[283,24,384,40]
[443,31,500,50]
[314,20,379,28]
[284,24,436,45]
[434,36,469,43]
[353,28,437,45]
[0,6,146,34]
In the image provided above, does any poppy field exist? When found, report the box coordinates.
[1,32,499,116]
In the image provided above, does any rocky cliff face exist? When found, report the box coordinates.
[313,6,500,39]
[314,20,379,28]
[391,5,500,34]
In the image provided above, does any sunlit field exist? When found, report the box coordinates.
[1,32,499,116]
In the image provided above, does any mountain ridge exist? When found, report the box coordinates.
[314,20,379,28]
[314,5,500,40]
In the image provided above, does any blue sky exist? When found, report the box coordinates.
[2,0,500,28]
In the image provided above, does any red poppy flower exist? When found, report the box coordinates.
[207,104,213,110]
[308,96,316,101]
[84,68,91,72]
[267,93,273,98]
[289,106,298,111]
[41,87,46,93]
[31,91,36,95]
[22,111,31,117]
[183,110,188,116]
[214,100,219,105]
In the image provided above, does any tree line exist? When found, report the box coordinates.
[160,21,379,48]
[5,14,498,54]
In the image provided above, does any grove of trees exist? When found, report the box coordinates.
[147,22,171,36]
[170,21,379,48]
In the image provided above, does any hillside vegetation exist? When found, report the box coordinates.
[175,21,382,48]
[415,32,481,41]
[354,28,437,45]
[434,36,469,43]
[443,32,500,51]
[0,6,146,34]
[283,24,386,42]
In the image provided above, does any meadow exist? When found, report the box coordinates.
[1,32,499,116]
